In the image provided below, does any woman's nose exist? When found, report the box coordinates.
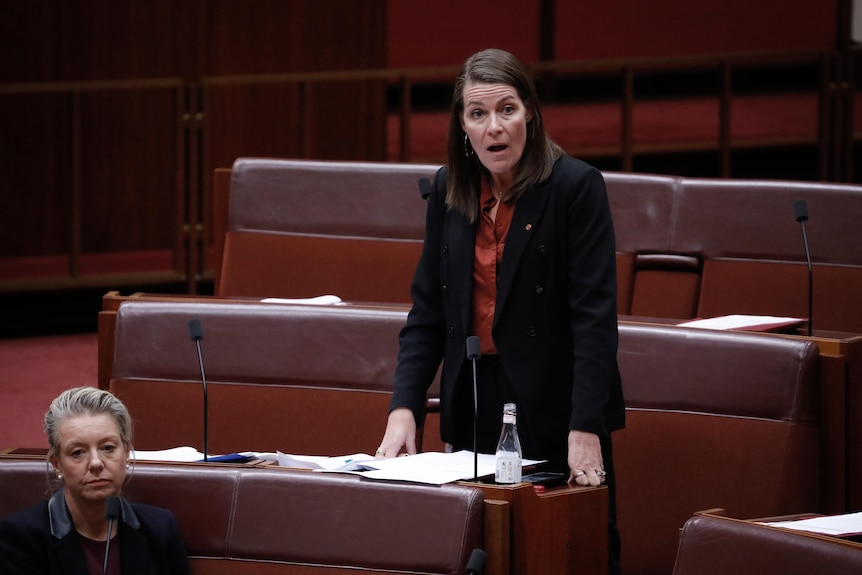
[88,450,104,469]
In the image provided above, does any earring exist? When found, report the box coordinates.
[464,134,475,158]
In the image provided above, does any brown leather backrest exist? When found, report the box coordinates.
[605,172,862,329]
[615,322,821,575]
[109,300,430,455]
[219,158,439,301]
[672,513,862,575]
[604,172,690,317]
[672,178,862,265]
[0,457,485,575]
[604,171,681,255]
[675,178,862,331]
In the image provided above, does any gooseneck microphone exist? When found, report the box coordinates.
[103,496,121,575]
[188,319,209,461]
[465,336,481,481]
[793,200,813,337]
[466,548,487,575]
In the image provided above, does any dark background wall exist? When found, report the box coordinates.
[0,0,856,335]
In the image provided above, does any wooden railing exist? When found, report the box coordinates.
[0,48,856,295]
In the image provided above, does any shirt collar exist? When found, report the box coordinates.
[48,490,140,539]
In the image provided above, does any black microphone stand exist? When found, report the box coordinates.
[793,200,813,337]
[103,496,120,575]
[189,319,208,462]
[466,336,481,481]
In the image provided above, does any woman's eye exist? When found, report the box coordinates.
[102,444,117,453]
[469,109,484,119]
[502,105,515,114]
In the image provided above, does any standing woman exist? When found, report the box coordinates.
[0,386,190,575]
[376,48,624,573]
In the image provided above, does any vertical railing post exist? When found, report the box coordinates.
[719,61,732,178]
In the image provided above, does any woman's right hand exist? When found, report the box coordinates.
[376,408,417,458]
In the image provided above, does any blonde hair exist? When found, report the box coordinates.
[44,386,134,460]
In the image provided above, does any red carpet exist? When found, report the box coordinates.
[0,333,98,450]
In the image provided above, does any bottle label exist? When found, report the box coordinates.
[495,451,522,484]
[502,413,516,424]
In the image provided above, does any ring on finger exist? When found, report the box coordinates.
[596,470,607,477]
[573,470,586,478]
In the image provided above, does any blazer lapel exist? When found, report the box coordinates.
[446,209,476,335]
[495,183,550,320]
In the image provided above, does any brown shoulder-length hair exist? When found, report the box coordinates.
[446,48,563,222]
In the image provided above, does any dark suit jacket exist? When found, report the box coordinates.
[391,155,625,460]
[0,490,190,575]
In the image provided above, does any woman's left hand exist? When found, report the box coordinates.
[567,430,606,486]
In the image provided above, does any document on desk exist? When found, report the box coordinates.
[260,295,343,305]
[318,450,545,485]
[765,511,862,537]
[276,452,376,470]
[132,447,206,462]
[677,314,805,332]
[133,447,267,463]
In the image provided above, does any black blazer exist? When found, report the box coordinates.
[0,490,190,575]
[391,155,625,459]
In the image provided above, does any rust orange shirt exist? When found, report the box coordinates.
[472,179,515,355]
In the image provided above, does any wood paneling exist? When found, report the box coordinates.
[0,1,388,291]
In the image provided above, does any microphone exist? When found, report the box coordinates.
[466,336,481,481]
[188,319,209,461]
[103,496,121,575]
[466,548,487,575]
[417,177,431,200]
[793,200,813,337]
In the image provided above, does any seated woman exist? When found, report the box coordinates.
[0,386,190,574]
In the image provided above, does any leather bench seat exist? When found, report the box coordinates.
[614,322,821,575]
[217,159,862,334]
[109,300,445,455]
[0,457,484,575]
[671,512,862,575]
[218,158,438,303]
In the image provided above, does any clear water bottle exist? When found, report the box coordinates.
[495,402,523,484]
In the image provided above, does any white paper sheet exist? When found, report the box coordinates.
[319,450,545,485]
[260,295,343,305]
[132,446,206,462]
[765,511,862,537]
[677,314,804,331]
[130,447,545,485]
[276,452,375,470]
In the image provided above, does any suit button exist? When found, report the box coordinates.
[538,244,547,255]
[442,285,448,296]
[527,325,537,337]
[535,285,544,294]
[442,245,449,257]
[448,326,455,337]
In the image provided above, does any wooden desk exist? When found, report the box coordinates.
[777,330,862,514]
[461,481,608,575]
